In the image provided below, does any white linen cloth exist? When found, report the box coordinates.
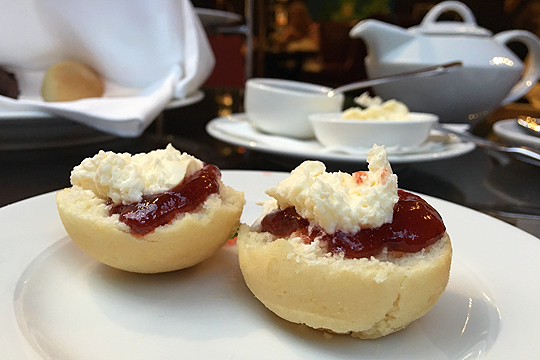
[0,0,215,137]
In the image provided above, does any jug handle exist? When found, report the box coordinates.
[493,30,540,105]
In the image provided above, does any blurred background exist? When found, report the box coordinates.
[200,0,539,84]
[197,0,540,125]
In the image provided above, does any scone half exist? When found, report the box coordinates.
[237,224,452,339]
[56,182,244,273]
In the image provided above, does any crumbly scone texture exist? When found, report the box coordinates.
[56,182,245,273]
[236,224,452,339]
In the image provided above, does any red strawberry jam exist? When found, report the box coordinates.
[260,190,445,258]
[109,164,221,236]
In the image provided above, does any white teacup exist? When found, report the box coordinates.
[244,78,344,139]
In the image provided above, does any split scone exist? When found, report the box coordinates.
[56,144,245,273]
[237,145,452,339]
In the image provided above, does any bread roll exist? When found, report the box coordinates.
[237,224,452,339]
[41,61,104,102]
[56,181,244,273]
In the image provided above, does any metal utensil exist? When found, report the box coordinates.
[327,61,463,97]
[517,115,540,137]
[434,124,540,167]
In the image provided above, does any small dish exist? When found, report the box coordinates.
[493,118,540,149]
[244,78,344,139]
[308,112,439,149]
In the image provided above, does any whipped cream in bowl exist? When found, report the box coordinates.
[308,93,438,150]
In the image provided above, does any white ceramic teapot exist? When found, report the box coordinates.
[349,1,540,123]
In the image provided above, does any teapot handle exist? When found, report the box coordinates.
[420,1,476,27]
[493,30,540,105]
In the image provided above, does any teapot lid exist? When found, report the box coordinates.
[409,1,492,36]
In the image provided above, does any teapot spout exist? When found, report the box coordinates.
[349,19,414,60]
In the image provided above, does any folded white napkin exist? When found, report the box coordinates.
[0,0,215,137]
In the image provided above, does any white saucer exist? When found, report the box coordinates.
[493,118,540,149]
[2,170,539,359]
[206,114,476,164]
[195,8,243,28]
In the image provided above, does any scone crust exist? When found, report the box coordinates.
[56,183,244,273]
[237,224,452,338]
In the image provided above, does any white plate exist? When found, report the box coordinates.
[206,114,476,164]
[0,90,204,120]
[165,90,205,110]
[493,118,540,149]
[195,8,243,28]
[2,170,539,359]
[0,91,204,150]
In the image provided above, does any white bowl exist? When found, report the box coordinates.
[244,78,344,139]
[308,112,439,149]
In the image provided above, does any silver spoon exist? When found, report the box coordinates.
[434,123,540,167]
[517,115,540,137]
[327,61,463,97]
